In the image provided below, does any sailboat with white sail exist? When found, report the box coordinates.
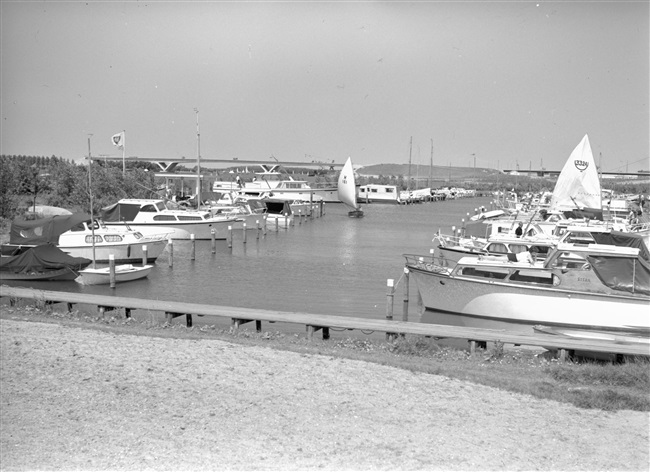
[549,134,602,216]
[337,157,364,218]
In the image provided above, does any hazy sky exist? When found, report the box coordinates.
[1,1,648,172]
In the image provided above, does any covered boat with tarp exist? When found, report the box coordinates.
[0,244,91,281]
[6,213,91,248]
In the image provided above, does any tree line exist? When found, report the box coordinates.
[0,155,160,220]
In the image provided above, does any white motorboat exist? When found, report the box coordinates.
[337,157,364,218]
[100,199,241,240]
[76,264,153,285]
[1,213,168,263]
[404,241,650,338]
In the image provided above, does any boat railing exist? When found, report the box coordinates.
[403,254,453,274]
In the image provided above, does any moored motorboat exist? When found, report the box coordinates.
[1,213,168,263]
[404,241,650,339]
[1,244,91,281]
[100,199,240,240]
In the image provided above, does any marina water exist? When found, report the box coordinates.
[6,197,493,333]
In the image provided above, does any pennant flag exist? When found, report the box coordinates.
[111,131,125,148]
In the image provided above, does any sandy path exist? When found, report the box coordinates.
[1,318,648,471]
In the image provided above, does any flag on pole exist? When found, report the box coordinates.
[111,131,125,148]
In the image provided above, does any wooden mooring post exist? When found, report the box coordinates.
[227,226,233,248]
[242,223,247,243]
[386,278,395,341]
[211,229,216,253]
[402,267,409,324]
[142,245,148,266]
[109,255,116,289]
[168,239,173,268]
[190,234,196,260]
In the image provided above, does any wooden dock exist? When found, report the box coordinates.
[1,285,648,358]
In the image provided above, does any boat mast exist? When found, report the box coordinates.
[87,135,96,268]
[407,136,412,192]
[429,138,433,191]
[195,108,201,209]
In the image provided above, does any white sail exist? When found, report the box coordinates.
[337,157,358,210]
[549,134,602,212]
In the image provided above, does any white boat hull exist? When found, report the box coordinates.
[105,220,235,240]
[76,265,153,285]
[408,264,650,336]
[60,238,167,263]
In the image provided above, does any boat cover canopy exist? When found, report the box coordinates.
[591,231,650,261]
[101,202,141,222]
[587,255,650,296]
[0,244,91,274]
[265,200,293,215]
[9,213,91,245]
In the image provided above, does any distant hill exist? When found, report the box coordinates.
[357,163,501,180]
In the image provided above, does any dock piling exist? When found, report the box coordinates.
[168,239,173,268]
[109,255,116,289]
[211,229,216,253]
[227,226,232,248]
[386,279,395,341]
[242,223,247,244]
[402,267,410,324]
[190,234,195,260]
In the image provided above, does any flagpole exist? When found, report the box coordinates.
[122,130,126,175]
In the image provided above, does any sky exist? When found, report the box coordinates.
[1,1,648,173]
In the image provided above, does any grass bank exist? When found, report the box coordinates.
[2,302,648,413]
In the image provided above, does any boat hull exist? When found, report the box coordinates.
[104,220,235,240]
[408,264,650,336]
[1,267,79,281]
[60,239,168,263]
[76,265,153,285]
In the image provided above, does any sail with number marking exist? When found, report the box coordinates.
[549,134,602,212]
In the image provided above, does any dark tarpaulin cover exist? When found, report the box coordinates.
[9,213,91,245]
[0,244,91,274]
[562,208,604,221]
[592,231,650,261]
[265,200,293,215]
[587,255,650,296]
[100,202,141,222]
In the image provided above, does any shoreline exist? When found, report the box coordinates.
[1,313,649,471]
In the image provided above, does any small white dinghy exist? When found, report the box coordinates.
[76,264,153,285]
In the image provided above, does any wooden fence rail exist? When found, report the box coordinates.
[1,286,648,357]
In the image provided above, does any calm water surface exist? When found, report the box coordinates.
[6,197,492,326]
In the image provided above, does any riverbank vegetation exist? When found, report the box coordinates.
[2,302,648,413]
[2,154,648,223]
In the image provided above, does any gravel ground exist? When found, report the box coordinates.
[1,317,649,471]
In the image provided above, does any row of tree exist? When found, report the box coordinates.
[0,155,160,220]
[1,155,646,223]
